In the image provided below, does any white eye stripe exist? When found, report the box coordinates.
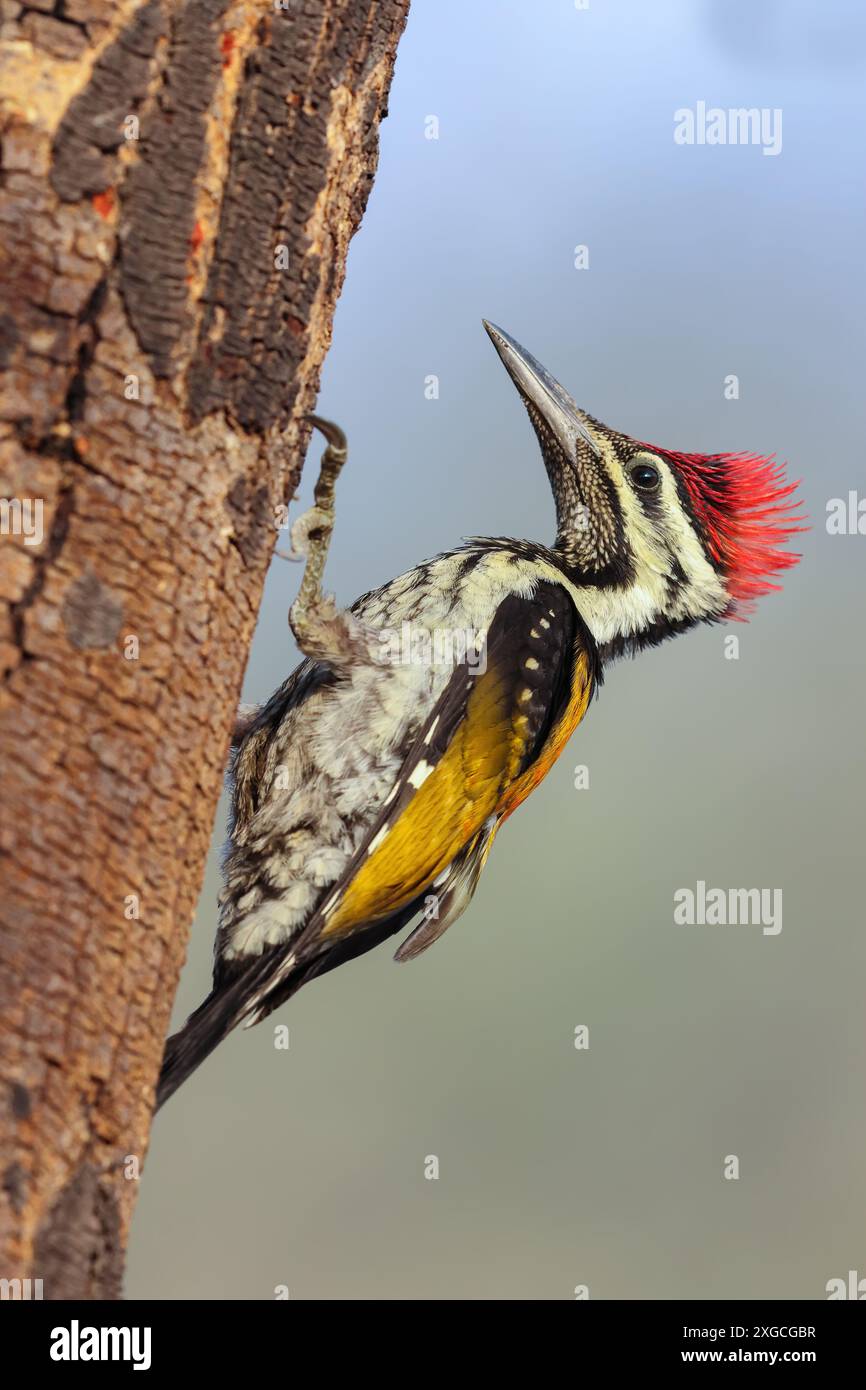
[650,455,728,621]
[556,437,729,644]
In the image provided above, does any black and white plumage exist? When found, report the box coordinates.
[156,322,801,1110]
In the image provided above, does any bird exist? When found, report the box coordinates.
[155,320,803,1110]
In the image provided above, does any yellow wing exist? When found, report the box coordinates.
[317,580,596,942]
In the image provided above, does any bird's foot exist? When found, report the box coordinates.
[288,417,380,669]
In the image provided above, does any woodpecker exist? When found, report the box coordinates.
[156,321,802,1109]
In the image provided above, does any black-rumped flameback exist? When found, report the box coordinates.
[157,322,803,1108]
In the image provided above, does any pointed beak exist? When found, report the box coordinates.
[482,320,600,459]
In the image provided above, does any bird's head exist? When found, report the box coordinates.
[484,321,804,656]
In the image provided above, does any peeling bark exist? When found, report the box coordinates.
[0,0,409,1298]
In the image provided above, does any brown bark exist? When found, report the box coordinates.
[0,0,409,1298]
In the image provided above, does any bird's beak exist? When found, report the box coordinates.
[482,320,601,460]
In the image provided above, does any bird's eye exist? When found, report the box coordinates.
[629,458,661,493]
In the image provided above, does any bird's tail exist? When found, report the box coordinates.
[155,988,240,1112]
[155,904,426,1111]
[155,937,324,1111]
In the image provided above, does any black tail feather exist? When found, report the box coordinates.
[155,905,424,1112]
[155,989,240,1112]
[155,941,289,1111]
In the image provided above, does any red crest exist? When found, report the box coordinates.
[648,447,805,616]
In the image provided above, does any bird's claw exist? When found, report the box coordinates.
[304,414,348,460]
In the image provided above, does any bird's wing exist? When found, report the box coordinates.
[391,819,499,962]
[230,657,334,832]
[156,578,597,1108]
[252,578,597,1002]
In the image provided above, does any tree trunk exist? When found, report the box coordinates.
[0,0,409,1299]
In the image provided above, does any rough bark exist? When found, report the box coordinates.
[0,0,409,1298]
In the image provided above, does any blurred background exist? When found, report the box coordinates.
[128,0,866,1299]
